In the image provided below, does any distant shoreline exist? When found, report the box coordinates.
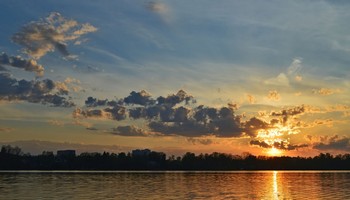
[1,145,350,170]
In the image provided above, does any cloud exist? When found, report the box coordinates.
[146,1,169,14]
[272,141,308,150]
[264,58,303,86]
[312,88,341,96]
[86,127,98,131]
[267,90,281,101]
[146,1,172,23]
[47,120,64,127]
[12,12,97,59]
[77,90,281,138]
[78,91,325,139]
[73,105,126,120]
[243,117,272,137]
[295,75,302,82]
[0,52,44,76]
[250,140,271,148]
[264,73,289,86]
[187,138,214,145]
[124,90,155,106]
[72,120,93,129]
[0,73,74,107]
[246,94,257,104]
[287,58,302,75]
[313,135,350,151]
[85,97,109,107]
[250,139,308,150]
[271,105,305,124]
[111,125,148,137]
[298,119,334,128]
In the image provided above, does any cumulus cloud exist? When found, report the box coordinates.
[267,90,281,101]
[0,52,44,76]
[85,97,109,107]
[12,12,97,59]
[111,125,148,137]
[77,91,325,143]
[77,90,286,138]
[0,73,74,107]
[124,90,155,106]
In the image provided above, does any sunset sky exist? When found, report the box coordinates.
[0,0,349,156]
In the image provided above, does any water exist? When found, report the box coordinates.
[1,171,350,200]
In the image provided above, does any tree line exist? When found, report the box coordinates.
[1,145,349,170]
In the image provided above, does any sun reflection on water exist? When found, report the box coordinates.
[273,171,279,200]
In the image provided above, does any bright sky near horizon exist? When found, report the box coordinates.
[0,0,349,156]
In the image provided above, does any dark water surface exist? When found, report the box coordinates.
[1,171,349,199]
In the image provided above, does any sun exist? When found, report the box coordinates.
[267,147,282,156]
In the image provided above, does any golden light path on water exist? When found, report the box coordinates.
[273,171,279,200]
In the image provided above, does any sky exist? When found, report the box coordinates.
[0,0,349,156]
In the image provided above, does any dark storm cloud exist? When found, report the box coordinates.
[111,125,148,137]
[0,53,44,76]
[0,73,74,107]
[313,135,350,151]
[12,12,97,59]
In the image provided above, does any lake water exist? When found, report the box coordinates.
[1,171,350,199]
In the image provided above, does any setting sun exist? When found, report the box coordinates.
[267,147,282,156]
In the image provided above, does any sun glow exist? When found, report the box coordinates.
[267,147,282,156]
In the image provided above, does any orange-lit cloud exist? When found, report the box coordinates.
[312,88,341,96]
[267,90,281,101]
[246,94,257,104]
